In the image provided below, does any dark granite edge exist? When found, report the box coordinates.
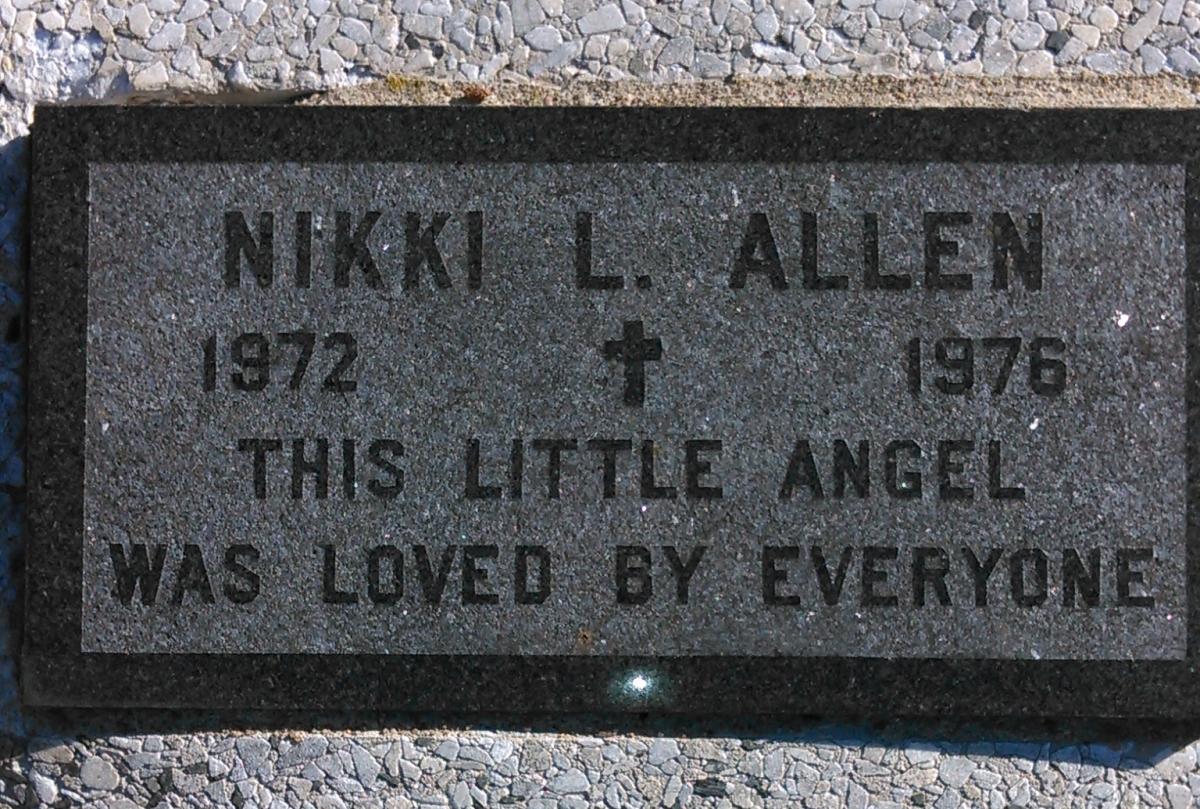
[26,105,1200,164]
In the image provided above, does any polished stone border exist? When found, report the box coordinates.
[23,106,1200,715]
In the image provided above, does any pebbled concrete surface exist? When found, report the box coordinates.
[5,0,1200,805]
[6,0,1200,95]
[3,726,1200,807]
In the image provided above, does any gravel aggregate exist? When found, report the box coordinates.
[0,731,1197,807]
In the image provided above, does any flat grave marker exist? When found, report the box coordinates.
[23,107,1200,715]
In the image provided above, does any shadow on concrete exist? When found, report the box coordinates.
[8,709,1199,771]
[0,121,28,743]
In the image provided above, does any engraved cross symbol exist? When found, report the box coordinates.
[603,319,663,407]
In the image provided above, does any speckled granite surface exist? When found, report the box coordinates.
[18,105,1200,721]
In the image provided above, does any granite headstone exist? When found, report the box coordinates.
[23,106,1200,715]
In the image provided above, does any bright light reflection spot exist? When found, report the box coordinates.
[627,674,652,693]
